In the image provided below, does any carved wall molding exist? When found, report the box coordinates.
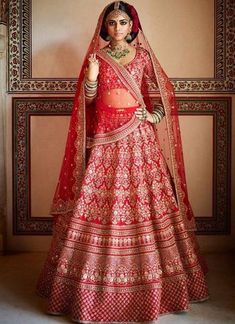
[0,0,8,25]
[8,0,235,93]
[12,97,231,235]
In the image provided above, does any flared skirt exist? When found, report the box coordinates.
[36,122,209,323]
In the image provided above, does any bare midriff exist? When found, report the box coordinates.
[98,88,139,110]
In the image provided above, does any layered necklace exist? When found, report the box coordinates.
[106,43,130,59]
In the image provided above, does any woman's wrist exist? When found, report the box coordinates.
[86,74,98,83]
[84,78,98,100]
[150,105,165,124]
[85,78,98,86]
[146,111,154,123]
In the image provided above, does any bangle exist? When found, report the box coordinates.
[85,78,98,87]
[85,81,97,90]
[151,105,165,124]
[84,78,98,100]
[85,94,97,100]
[85,85,97,93]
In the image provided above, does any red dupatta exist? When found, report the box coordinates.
[50,2,196,231]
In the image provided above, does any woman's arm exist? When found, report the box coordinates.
[135,50,165,124]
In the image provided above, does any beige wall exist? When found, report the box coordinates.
[2,0,235,252]
[31,0,214,78]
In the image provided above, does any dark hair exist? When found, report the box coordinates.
[100,1,141,43]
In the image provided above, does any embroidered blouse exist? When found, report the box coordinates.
[92,48,159,134]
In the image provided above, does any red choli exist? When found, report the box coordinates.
[90,48,157,134]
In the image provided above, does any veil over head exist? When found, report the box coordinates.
[50,1,196,231]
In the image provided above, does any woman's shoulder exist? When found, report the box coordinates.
[135,47,151,64]
[137,47,151,57]
[96,48,108,56]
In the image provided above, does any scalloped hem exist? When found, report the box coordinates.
[43,295,210,323]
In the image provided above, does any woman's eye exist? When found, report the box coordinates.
[107,20,128,26]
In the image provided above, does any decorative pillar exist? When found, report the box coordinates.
[0,0,8,253]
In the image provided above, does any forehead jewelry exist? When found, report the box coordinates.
[105,9,130,22]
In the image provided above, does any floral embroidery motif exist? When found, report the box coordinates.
[76,123,177,225]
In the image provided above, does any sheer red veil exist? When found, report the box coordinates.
[50,1,196,231]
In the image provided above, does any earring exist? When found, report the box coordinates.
[125,33,132,42]
[105,35,111,41]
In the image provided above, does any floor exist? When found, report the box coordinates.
[0,252,234,324]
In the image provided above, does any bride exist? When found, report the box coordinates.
[36,2,209,323]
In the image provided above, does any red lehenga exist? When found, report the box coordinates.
[36,3,209,323]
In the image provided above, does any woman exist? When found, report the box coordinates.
[36,1,209,323]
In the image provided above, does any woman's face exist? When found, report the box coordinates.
[106,13,132,42]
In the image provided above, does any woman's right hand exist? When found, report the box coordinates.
[86,53,99,82]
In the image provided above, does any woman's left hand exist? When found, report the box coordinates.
[134,107,153,122]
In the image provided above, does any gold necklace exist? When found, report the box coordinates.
[106,44,130,59]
